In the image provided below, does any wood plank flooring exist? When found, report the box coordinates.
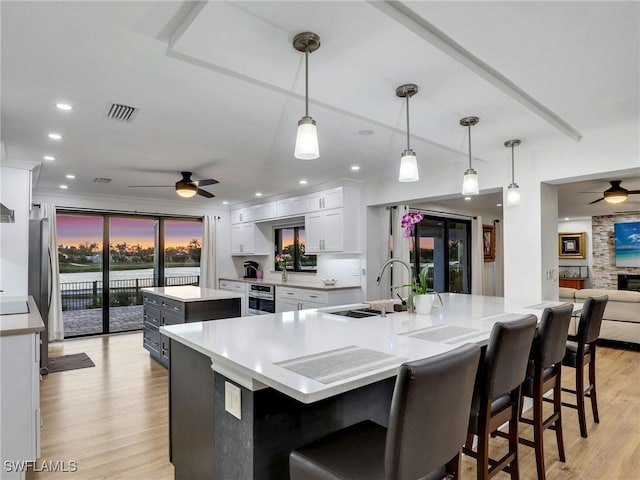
[28,333,639,479]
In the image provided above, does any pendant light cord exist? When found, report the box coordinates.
[511,144,515,184]
[406,95,411,150]
[304,49,309,117]
[467,125,472,169]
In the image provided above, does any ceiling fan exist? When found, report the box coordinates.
[129,171,219,198]
[588,180,640,205]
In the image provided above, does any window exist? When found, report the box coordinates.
[275,226,316,272]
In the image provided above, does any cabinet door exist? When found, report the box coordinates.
[321,187,343,210]
[305,213,324,253]
[322,209,344,252]
[277,196,306,217]
[276,297,300,313]
[231,224,244,254]
[241,223,255,253]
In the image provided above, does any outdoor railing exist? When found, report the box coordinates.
[61,275,200,311]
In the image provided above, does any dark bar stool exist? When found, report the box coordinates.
[561,295,608,438]
[463,315,537,480]
[519,303,573,480]
[289,344,481,480]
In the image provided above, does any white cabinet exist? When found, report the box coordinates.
[1,332,40,478]
[231,203,277,225]
[231,223,270,255]
[276,286,360,313]
[219,280,247,316]
[305,187,343,212]
[305,209,346,253]
[276,195,306,218]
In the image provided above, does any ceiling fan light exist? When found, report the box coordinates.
[462,168,479,195]
[294,116,319,159]
[399,149,419,182]
[604,191,627,204]
[176,183,197,198]
[506,183,521,206]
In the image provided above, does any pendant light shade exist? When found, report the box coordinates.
[396,84,419,182]
[505,139,522,207]
[293,32,321,160]
[460,116,480,195]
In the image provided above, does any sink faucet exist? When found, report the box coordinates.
[376,258,412,285]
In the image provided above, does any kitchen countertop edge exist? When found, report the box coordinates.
[219,277,361,291]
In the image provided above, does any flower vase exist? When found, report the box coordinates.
[413,294,434,315]
[281,269,288,282]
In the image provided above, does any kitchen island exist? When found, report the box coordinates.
[161,294,571,479]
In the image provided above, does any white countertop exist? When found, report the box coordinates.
[219,277,361,291]
[161,293,572,404]
[0,296,45,336]
[142,286,244,302]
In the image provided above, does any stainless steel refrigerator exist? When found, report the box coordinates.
[29,218,50,374]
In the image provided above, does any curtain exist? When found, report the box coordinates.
[31,204,64,341]
[471,216,484,295]
[391,206,411,300]
[200,215,217,288]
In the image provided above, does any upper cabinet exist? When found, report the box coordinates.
[276,195,306,218]
[231,223,270,255]
[305,187,343,212]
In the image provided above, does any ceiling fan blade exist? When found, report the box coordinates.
[196,188,215,198]
[195,178,219,187]
[128,185,173,188]
[627,190,640,194]
[588,197,605,204]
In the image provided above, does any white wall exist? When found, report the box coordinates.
[558,218,593,289]
[0,165,32,295]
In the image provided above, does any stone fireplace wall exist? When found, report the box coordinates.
[592,213,640,289]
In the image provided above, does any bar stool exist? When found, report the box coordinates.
[519,303,573,480]
[562,295,608,438]
[463,315,537,480]
[289,343,481,480]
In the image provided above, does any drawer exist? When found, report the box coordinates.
[143,294,161,308]
[161,297,185,317]
[303,291,328,304]
[161,334,170,361]
[143,326,161,354]
[162,312,183,326]
[219,280,246,292]
[143,307,161,327]
[278,287,303,300]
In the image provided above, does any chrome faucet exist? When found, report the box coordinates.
[376,258,412,285]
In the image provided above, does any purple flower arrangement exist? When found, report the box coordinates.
[401,211,423,238]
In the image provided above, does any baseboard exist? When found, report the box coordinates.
[597,338,640,352]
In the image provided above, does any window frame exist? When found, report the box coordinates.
[274,225,317,273]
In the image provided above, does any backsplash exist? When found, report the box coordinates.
[592,213,640,289]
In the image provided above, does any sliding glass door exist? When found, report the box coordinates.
[411,215,471,294]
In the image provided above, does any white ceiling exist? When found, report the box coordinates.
[1,1,638,218]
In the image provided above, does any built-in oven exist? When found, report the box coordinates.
[247,284,276,315]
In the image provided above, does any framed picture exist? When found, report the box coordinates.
[483,225,495,262]
[558,232,586,259]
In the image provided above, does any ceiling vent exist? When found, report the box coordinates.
[93,177,112,184]
[105,103,138,122]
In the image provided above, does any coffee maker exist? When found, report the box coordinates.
[243,261,259,279]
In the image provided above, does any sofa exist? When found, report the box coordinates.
[559,287,640,348]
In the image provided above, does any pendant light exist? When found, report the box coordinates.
[396,84,419,182]
[460,116,480,195]
[504,139,522,206]
[293,32,321,160]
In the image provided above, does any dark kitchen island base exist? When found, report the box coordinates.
[169,339,395,479]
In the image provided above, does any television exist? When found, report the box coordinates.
[614,221,640,267]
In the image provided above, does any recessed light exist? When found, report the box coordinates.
[299,180,308,185]
[48,133,62,140]
[496,203,502,207]
[55,103,73,111]
[222,201,229,205]
[255,192,262,197]
[351,165,360,171]
[43,155,55,161]
[65,174,75,179]
[564,217,570,221]
[464,197,471,201]
[59,184,68,190]
[358,129,374,136]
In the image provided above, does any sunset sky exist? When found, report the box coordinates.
[57,215,202,250]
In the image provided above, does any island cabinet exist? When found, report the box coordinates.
[142,287,242,367]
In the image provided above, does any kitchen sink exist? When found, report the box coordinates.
[329,308,394,318]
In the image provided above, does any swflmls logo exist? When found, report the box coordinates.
[4,460,78,473]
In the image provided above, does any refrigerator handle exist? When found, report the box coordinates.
[47,247,53,309]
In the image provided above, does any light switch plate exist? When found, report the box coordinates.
[225,381,242,420]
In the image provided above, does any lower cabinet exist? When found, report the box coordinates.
[143,292,241,368]
[276,287,360,313]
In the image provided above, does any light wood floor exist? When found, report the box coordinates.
[29,333,639,480]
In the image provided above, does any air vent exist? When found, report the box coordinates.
[106,103,138,122]
[93,177,112,184]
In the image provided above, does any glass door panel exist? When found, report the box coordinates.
[163,220,202,285]
[109,217,157,333]
[416,218,445,292]
[57,214,104,337]
[448,221,469,293]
